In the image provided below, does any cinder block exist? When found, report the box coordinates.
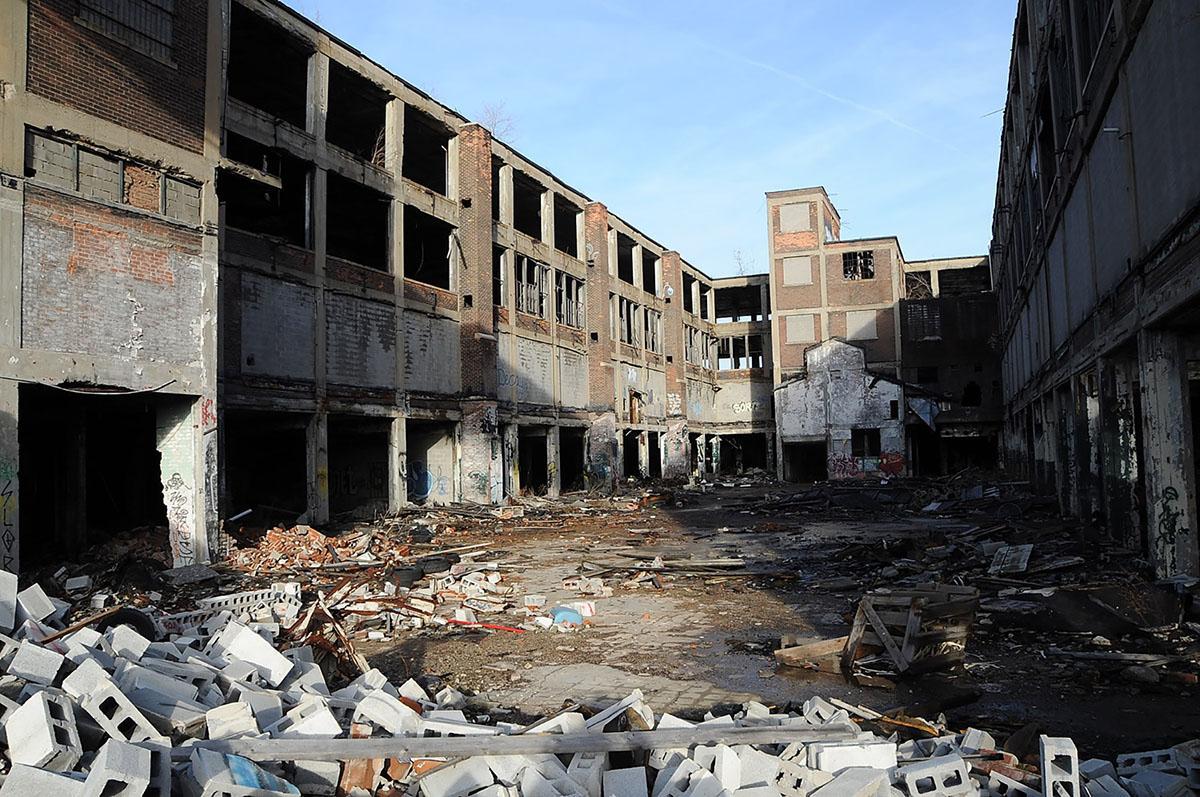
[960,728,997,754]
[4,689,83,771]
[988,771,1040,797]
[808,767,890,797]
[899,755,973,797]
[206,701,260,739]
[16,583,56,625]
[734,744,782,788]
[1041,736,1081,797]
[1125,769,1191,797]
[213,622,294,687]
[1083,775,1131,797]
[352,687,421,735]
[64,657,111,699]
[713,744,743,790]
[82,739,152,797]
[0,764,86,796]
[0,570,17,633]
[293,759,343,795]
[9,638,66,684]
[134,737,173,797]
[1116,750,1180,777]
[732,787,785,797]
[264,695,342,738]
[650,712,696,770]
[808,740,897,774]
[567,750,608,796]
[419,757,495,797]
[775,760,833,797]
[80,680,160,743]
[1082,761,1120,780]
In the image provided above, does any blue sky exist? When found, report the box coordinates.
[290,1,1016,277]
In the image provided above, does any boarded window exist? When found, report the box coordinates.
[79,0,174,62]
[782,256,813,286]
[843,250,875,280]
[846,310,877,340]
[785,314,815,343]
[903,303,942,341]
[779,202,811,233]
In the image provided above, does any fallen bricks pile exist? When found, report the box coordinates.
[0,573,1198,796]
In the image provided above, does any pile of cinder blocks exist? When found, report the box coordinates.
[0,573,1197,797]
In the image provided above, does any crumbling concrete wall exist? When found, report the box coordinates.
[711,380,774,425]
[405,311,461,395]
[326,295,397,389]
[776,340,905,479]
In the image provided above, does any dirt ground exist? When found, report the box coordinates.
[357,483,1200,757]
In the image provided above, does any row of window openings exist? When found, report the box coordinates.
[492,252,585,329]
[681,273,714,319]
[492,161,583,258]
[716,335,765,370]
[614,297,663,354]
[781,251,875,286]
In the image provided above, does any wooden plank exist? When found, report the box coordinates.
[841,603,870,671]
[900,597,924,664]
[776,636,849,672]
[861,598,909,672]
[173,725,861,763]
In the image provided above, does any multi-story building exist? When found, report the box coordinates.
[0,0,733,574]
[764,188,999,481]
[989,0,1200,577]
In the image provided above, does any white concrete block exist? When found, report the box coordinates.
[63,657,111,701]
[960,729,997,754]
[1125,770,1191,797]
[0,764,85,796]
[568,750,608,797]
[419,757,496,797]
[734,745,782,788]
[732,787,784,797]
[82,739,151,797]
[988,771,1040,797]
[0,570,17,633]
[134,737,172,797]
[293,759,343,795]
[80,680,160,743]
[604,766,650,797]
[265,695,342,739]
[1082,761,1120,780]
[808,740,897,774]
[1042,736,1081,797]
[713,744,742,790]
[5,689,82,771]
[16,584,55,625]
[9,638,65,684]
[1084,775,1131,797]
[775,759,833,797]
[215,621,294,687]
[207,701,260,739]
[1116,750,1180,777]
[352,687,421,735]
[899,755,973,797]
[809,767,890,797]
[188,747,298,796]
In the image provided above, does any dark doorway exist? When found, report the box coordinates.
[909,424,942,477]
[647,432,662,479]
[719,434,769,474]
[783,441,827,483]
[623,430,641,478]
[518,427,549,494]
[560,427,586,491]
[224,410,308,524]
[328,416,390,518]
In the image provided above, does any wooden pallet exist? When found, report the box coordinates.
[841,583,978,674]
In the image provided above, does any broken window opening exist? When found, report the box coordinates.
[556,272,584,329]
[641,250,658,296]
[491,157,503,222]
[682,273,696,314]
[715,285,763,323]
[616,233,636,286]
[699,286,710,320]
[903,302,942,341]
[747,334,764,368]
[617,297,641,347]
[559,427,586,491]
[843,251,875,280]
[512,170,543,240]
[326,61,389,165]
[402,105,451,195]
[517,427,549,494]
[492,245,507,307]
[515,256,550,318]
[644,308,662,354]
[326,172,389,271]
[851,428,882,458]
[553,195,580,257]
[220,132,311,247]
[227,3,310,128]
[403,205,453,289]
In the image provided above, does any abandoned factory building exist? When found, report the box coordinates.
[990,0,1200,578]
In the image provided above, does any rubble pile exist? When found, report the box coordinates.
[0,571,1196,797]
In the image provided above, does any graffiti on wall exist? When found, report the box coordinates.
[407,460,450,502]
[666,392,681,414]
[1156,486,1186,575]
[879,451,906,477]
[164,471,196,567]
[828,454,860,479]
[0,461,15,573]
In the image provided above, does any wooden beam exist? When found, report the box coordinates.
[172,725,859,763]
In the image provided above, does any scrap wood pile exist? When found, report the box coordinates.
[3,571,1199,797]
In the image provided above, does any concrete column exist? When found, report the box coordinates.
[1099,356,1141,544]
[584,203,617,490]
[547,426,561,498]
[157,399,210,566]
[502,422,519,498]
[660,252,689,481]
[1071,374,1093,520]
[765,430,777,476]
[305,412,330,525]
[696,434,708,476]
[1138,328,1199,577]
[711,434,722,475]
[387,415,407,511]
[460,401,502,504]
[636,430,649,478]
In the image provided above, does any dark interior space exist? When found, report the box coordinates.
[716,285,764,322]
[224,410,308,524]
[554,195,580,257]
[641,250,657,296]
[19,386,171,566]
[560,427,586,491]
[492,157,503,222]
[783,441,827,482]
[719,434,768,474]
[943,436,1000,474]
[682,273,696,313]
[326,62,389,164]
[623,429,641,478]
[512,171,543,240]
[908,425,942,477]
[328,416,390,517]
[227,3,311,128]
[404,206,453,289]
[616,233,636,286]
[401,105,451,195]
[518,427,548,494]
[492,245,506,306]
[648,432,662,479]
[220,133,311,247]
[1190,378,1200,541]
[327,173,389,270]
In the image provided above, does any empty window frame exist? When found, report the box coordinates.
[843,250,875,280]
[79,0,173,62]
[851,428,882,458]
[699,286,710,320]
[326,173,389,270]
[492,245,507,307]
[326,62,389,164]
[685,326,711,367]
[616,296,641,346]
[641,250,658,296]
[747,334,764,368]
[221,132,311,246]
[644,309,662,353]
[553,195,580,257]
[616,233,636,286]
[715,285,763,323]
[515,256,550,318]
[903,302,942,341]
[556,272,584,328]
[402,105,451,195]
[227,3,310,128]
[491,157,503,222]
[403,205,453,289]
[512,170,544,240]
[682,272,696,313]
